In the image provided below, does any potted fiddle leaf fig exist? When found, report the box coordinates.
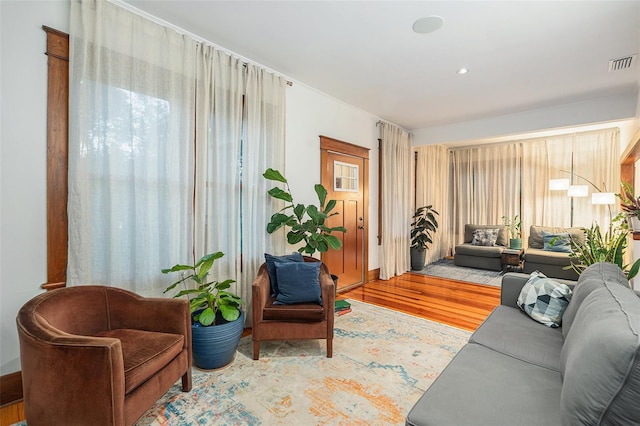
[410,205,439,270]
[162,251,244,370]
[263,168,346,255]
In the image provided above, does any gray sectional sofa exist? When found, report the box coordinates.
[453,224,509,271]
[523,225,585,280]
[406,262,640,425]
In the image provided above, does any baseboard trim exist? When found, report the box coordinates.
[0,371,23,407]
[368,268,380,282]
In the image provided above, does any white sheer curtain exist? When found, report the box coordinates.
[68,1,287,310]
[451,143,521,249]
[415,145,450,264]
[379,122,412,280]
[68,0,196,296]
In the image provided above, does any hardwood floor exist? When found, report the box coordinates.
[340,272,501,332]
[0,273,500,425]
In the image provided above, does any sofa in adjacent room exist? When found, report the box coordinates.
[406,262,640,426]
[523,225,585,280]
[453,224,509,271]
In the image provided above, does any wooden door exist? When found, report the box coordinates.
[320,136,369,291]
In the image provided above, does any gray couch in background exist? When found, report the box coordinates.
[523,225,584,280]
[406,262,640,426]
[453,224,509,271]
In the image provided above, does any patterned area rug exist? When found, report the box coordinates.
[413,258,503,287]
[133,300,470,425]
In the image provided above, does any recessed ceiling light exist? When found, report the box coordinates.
[457,68,469,75]
[413,16,444,34]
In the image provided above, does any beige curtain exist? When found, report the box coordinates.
[521,128,619,235]
[450,143,522,249]
[380,122,413,279]
[415,145,450,264]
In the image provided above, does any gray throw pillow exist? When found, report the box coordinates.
[517,271,572,328]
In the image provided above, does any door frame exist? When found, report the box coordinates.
[319,135,369,290]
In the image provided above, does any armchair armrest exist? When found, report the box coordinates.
[252,264,270,323]
[17,319,127,425]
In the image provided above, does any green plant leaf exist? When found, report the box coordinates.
[161,264,193,274]
[315,184,327,207]
[293,204,306,220]
[267,187,293,203]
[263,168,288,183]
[325,234,342,250]
[218,303,240,322]
[266,213,291,233]
[324,199,336,213]
[197,307,216,326]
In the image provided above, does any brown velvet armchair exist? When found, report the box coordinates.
[251,256,335,360]
[16,285,192,426]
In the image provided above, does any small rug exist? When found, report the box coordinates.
[413,258,503,287]
[133,300,469,425]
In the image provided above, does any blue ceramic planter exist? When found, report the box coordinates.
[191,310,245,370]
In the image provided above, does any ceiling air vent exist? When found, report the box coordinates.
[608,55,637,72]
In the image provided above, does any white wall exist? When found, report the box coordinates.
[0,0,70,374]
[285,83,380,272]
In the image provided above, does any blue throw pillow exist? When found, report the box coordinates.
[273,261,322,305]
[542,231,572,253]
[264,252,304,296]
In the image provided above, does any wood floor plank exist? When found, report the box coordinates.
[340,272,500,331]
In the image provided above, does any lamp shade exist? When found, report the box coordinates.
[549,178,570,190]
[567,185,589,197]
[591,192,616,205]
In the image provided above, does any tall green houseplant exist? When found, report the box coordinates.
[410,205,439,270]
[263,168,346,255]
[568,213,640,280]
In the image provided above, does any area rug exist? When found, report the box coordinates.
[413,258,503,287]
[132,300,469,425]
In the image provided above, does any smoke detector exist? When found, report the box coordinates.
[608,55,637,72]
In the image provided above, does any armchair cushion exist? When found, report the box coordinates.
[264,252,304,296]
[274,261,322,305]
[94,329,184,394]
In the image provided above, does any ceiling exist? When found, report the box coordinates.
[122,0,640,131]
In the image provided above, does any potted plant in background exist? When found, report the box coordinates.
[501,214,522,249]
[163,251,244,370]
[410,205,439,271]
[567,213,640,281]
[616,181,640,231]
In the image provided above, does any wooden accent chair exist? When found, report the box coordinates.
[251,256,335,360]
[16,285,192,426]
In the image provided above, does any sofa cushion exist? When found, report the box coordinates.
[470,305,565,372]
[524,248,574,267]
[471,228,500,246]
[405,343,563,426]
[94,328,184,394]
[517,273,572,328]
[561,262,629,338]
[528,225,584,249]
[560,280,640,425]
[463,224,508,247]
[455,243,504,258]
[541,231,572,253]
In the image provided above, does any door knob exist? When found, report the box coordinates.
[358,225,365,229]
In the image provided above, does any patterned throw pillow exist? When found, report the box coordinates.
[471,228,499,246]
[517,271,573,328]
[542,231,572,253]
